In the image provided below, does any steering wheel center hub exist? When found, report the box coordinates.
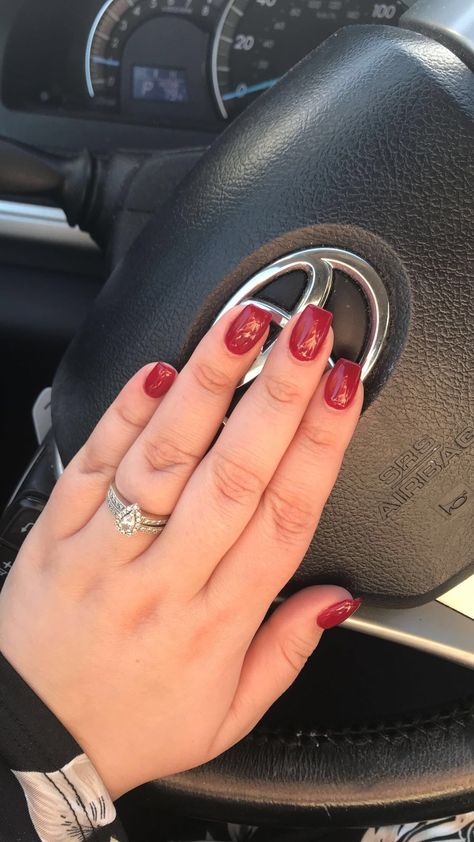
[216,247,390,386]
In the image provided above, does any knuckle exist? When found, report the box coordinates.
[279,633,315,675]
[119,597,160,634]
[298,421,339,459]
[114,399,146,435]
[263,485,314,544]
[142,435,199,476]
[262,374,302,407]
[77,444,114,483]
[191,359,233,395]
[211,449,265,507]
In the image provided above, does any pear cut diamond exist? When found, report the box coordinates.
[107,483,167,536]
[115,504,141,535]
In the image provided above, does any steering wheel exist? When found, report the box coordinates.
[51,16,474,828]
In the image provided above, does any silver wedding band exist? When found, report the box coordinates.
[106,482,170,537]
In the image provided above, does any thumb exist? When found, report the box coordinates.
[213,586,361,754]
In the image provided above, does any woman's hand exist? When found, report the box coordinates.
[0,303,363,800]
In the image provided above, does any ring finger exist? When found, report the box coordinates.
[142,304,334,593]
[76,304,273,562]
[39,361,177,541]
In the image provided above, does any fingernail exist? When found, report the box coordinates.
[324,358,361,410]
[317,597,362,629]
[289,305,333,362]
[225,304,272,355]
[144,362,177,398]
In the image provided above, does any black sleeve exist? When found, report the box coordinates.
[0,652,128,842]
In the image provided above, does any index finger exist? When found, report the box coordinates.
[208,359,363,613]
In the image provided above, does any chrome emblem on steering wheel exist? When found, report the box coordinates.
[216,247,390,385]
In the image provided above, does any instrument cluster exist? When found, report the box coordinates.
[3,0,407,130]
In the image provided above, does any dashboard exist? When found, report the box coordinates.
[2,0,408,133]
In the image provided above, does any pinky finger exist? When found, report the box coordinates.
[211,586,361,756]
[42,362,177,539]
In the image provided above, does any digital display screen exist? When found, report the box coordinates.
[132,65,189,103]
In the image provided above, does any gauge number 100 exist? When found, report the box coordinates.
[372,4,398,18]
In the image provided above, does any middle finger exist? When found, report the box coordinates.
[144,304,334,593]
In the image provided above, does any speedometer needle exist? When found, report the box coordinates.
[222,78,280,101]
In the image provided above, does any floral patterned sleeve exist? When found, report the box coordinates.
[0,652,127,842]
[362,814,474,842]
[0,644,472,842]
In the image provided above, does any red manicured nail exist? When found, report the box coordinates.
[289,305,333,362]
[225,304,272,355]
[144,362,177,398]
[324,358,361,410]
[317,598,362,629]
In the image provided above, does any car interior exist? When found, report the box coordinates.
[0,0,472,839]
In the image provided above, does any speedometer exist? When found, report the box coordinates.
[212,0,407,118]
[84,0,408,125]
[85,0,223,121]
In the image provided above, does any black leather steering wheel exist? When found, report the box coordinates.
[51,24,474,826]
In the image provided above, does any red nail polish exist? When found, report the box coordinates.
[317,598,362,629]
[289,305,333,362]
[324,358,361,410]
[144,362,176,398]
[225,304,272,355]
